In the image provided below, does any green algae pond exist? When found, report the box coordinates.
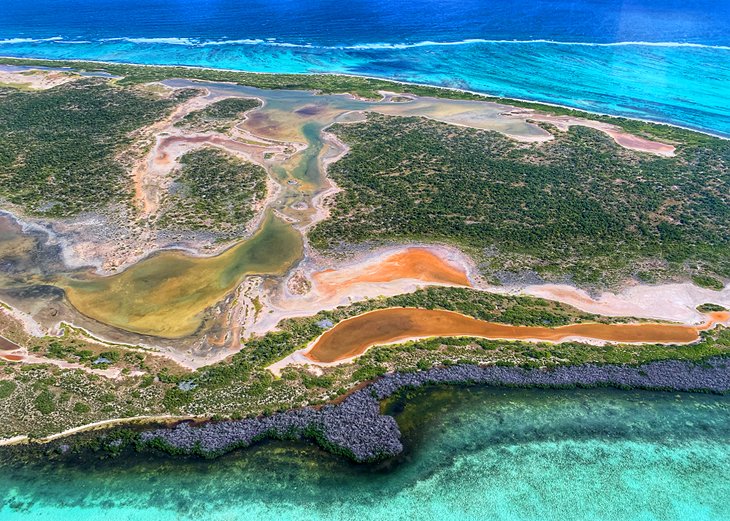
[63,213,302,338]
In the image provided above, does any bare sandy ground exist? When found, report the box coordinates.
[313,247,470,292]
[371,94,553,143]
[520,283,730,324]
[0,348,140,379]
[252,244,475,336]
[0,414,199,447]
[257,233,728,341]
[131,87,247,216]
[514,113,677,156]
[374,91,676,154]
[0,68,78,90]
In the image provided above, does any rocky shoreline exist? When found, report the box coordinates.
[140,357,730,462]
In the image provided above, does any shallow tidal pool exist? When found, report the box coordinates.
[1,386,729,520]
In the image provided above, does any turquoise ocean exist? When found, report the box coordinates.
[2,387,729,520]
[2,0,730,136]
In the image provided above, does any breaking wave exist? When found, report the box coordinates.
[2,36,729,51]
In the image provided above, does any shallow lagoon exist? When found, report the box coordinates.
[63,212,302,338]
[306,308,708,363]
[1,386,728,520]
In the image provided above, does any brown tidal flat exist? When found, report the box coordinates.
[306,308,719,363]
[0,336,20,351]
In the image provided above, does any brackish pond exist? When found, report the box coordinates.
[63,213,302,338]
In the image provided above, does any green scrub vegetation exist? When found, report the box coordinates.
[3,286,728,438]
[697,303,727,313]
[0,78,193,216]
[157,147,267,234]
[310,114,729,285]
[0,57,716,145]
[175,97,260,133]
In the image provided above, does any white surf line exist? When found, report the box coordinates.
[18,36,730,51]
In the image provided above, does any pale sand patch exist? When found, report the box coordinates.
[0,68,78,90]
[130,86,226,215]
[519,283,729,324]
[0,414,200,447]
[371,96,553,143]
[0,435,29,447]
[0,303,46,337]
[312,247,470,294]
[518,113,676,156]
[252,244,475,336]
[0,349,139,379]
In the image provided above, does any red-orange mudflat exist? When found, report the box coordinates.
[306,308,718,363]
[312,247,470,297]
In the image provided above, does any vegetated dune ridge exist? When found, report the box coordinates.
[277,308,730,367]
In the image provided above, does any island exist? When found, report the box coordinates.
[0,58,727,461]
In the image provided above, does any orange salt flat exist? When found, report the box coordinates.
[312,248,470,298]
[306,308,710,363]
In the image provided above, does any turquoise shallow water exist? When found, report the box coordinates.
[2,387,729,520]
[3,39,730,137]
[2,0,730,135]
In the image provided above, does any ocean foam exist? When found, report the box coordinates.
[0,36,63,45]
[113,37,730,52]
[14,36,727,51]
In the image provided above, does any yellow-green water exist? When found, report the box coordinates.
[63,213,302,338]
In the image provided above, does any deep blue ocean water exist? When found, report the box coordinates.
[1,0,730,135]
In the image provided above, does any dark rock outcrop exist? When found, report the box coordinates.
[141,357,730,462]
